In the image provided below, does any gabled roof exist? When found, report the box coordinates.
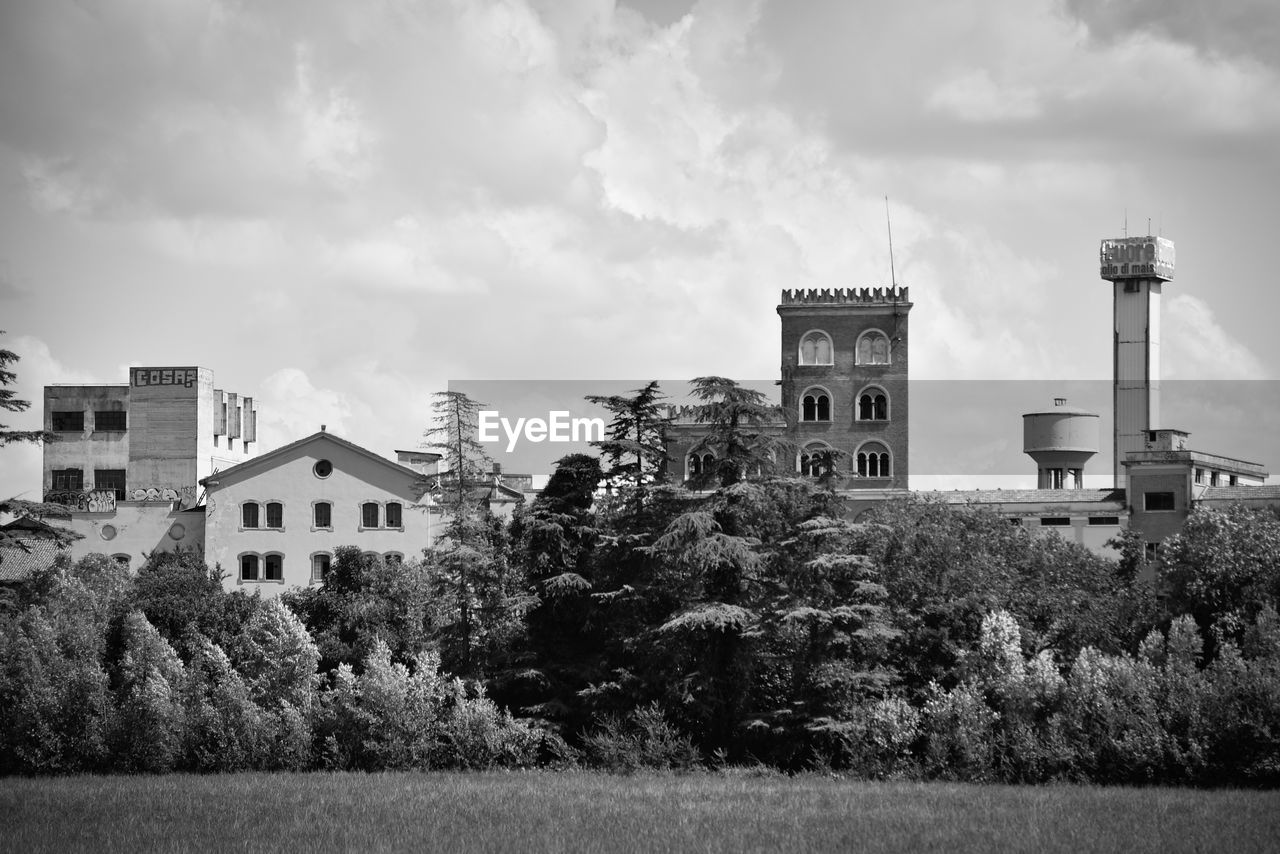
[200,430,426,488]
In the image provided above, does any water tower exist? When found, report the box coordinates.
[1023,398,1100,489]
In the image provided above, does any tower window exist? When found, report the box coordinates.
[857,389,889,421]
[801,389,831,422]
[856,443,891,478]
[1144,492,1176,512]
[799,445,836,478]
[798,331,833,366]
[856,331,890,365]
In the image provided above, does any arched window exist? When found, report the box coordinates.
[687,451,717,480]
[241,502,260,529]
[857,387,889,421]
[799,444,836,478]
[240,553,260,581]
[856,330,890,365]
[385,502,403,528]
[361,502,380,529]
[264,553,283,582]
[265,501,283,528]
[311,552,331,584]
[856,442,892,478]
[801,388,831,422]
[313,501,332,529]
[385,552,404,566]
[799,331,834,366]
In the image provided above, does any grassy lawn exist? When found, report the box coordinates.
[2,771,1278,853]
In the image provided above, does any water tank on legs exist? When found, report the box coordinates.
[1023,398,1099,489]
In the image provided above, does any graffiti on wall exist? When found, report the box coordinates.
[43,489,118,513]
[128,485,198,509]
[131,368,199,388]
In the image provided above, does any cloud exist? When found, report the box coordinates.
[1064,0,1280,70]
[1163,294,1269,379]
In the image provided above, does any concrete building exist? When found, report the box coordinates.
[201,430,440,594]
[40,365,256,571]
[44,366,257,511]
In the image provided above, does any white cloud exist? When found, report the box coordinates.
[1163,294,1269,380]
[926,69,1043,122]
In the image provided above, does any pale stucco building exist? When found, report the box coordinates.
[200,430,441,594]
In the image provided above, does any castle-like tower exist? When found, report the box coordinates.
[777,286,912,488]
[1100,236,1175,490]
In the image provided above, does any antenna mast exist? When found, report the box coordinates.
[885,196,897,288]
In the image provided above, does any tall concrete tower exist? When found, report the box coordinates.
[1099,236,1175,490]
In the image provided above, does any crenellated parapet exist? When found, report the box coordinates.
[779,286,910,305]
[665,404,704,423]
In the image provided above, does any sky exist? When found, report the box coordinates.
[2,0,1278,498]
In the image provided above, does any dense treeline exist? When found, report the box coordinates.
[3,383,1280,782]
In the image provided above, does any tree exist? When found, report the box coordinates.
[1,332,75,550]
[585,381,670,495]
[0,331,50,448]
[420,390,528,678]
[685,376,788,488]
[423,390,493,527]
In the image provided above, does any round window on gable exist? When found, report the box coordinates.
[314,460,333,478]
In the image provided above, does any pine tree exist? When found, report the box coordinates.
[686,376,788,488]
[585,381,671,495]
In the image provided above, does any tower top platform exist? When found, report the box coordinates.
[1100,236,1175,282]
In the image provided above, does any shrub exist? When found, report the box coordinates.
[583,702,702,772]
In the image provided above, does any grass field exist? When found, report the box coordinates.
[2,771,1278,853]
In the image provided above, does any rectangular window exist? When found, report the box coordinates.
[312,554,330,583]
[1009,518,1022,526]
[1040,517,1070,526]
[94,469,126,500]
[266,502,283,528]
[314,502,332,528]
[362,502,380,528]
[1088,516,1121,526]
[1194,468,1205,484]
[52,468,84,491]
[94,410,127,431]
[242,503,259,528]
[1144,492,1176,512]
[1145,543,1160,562]
[264,554,283,581]
[1210,472,1220,487]
[51,410,85,432]
[240,554,260,581]
[1230,475,1239,487]
[385,502,402,528]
